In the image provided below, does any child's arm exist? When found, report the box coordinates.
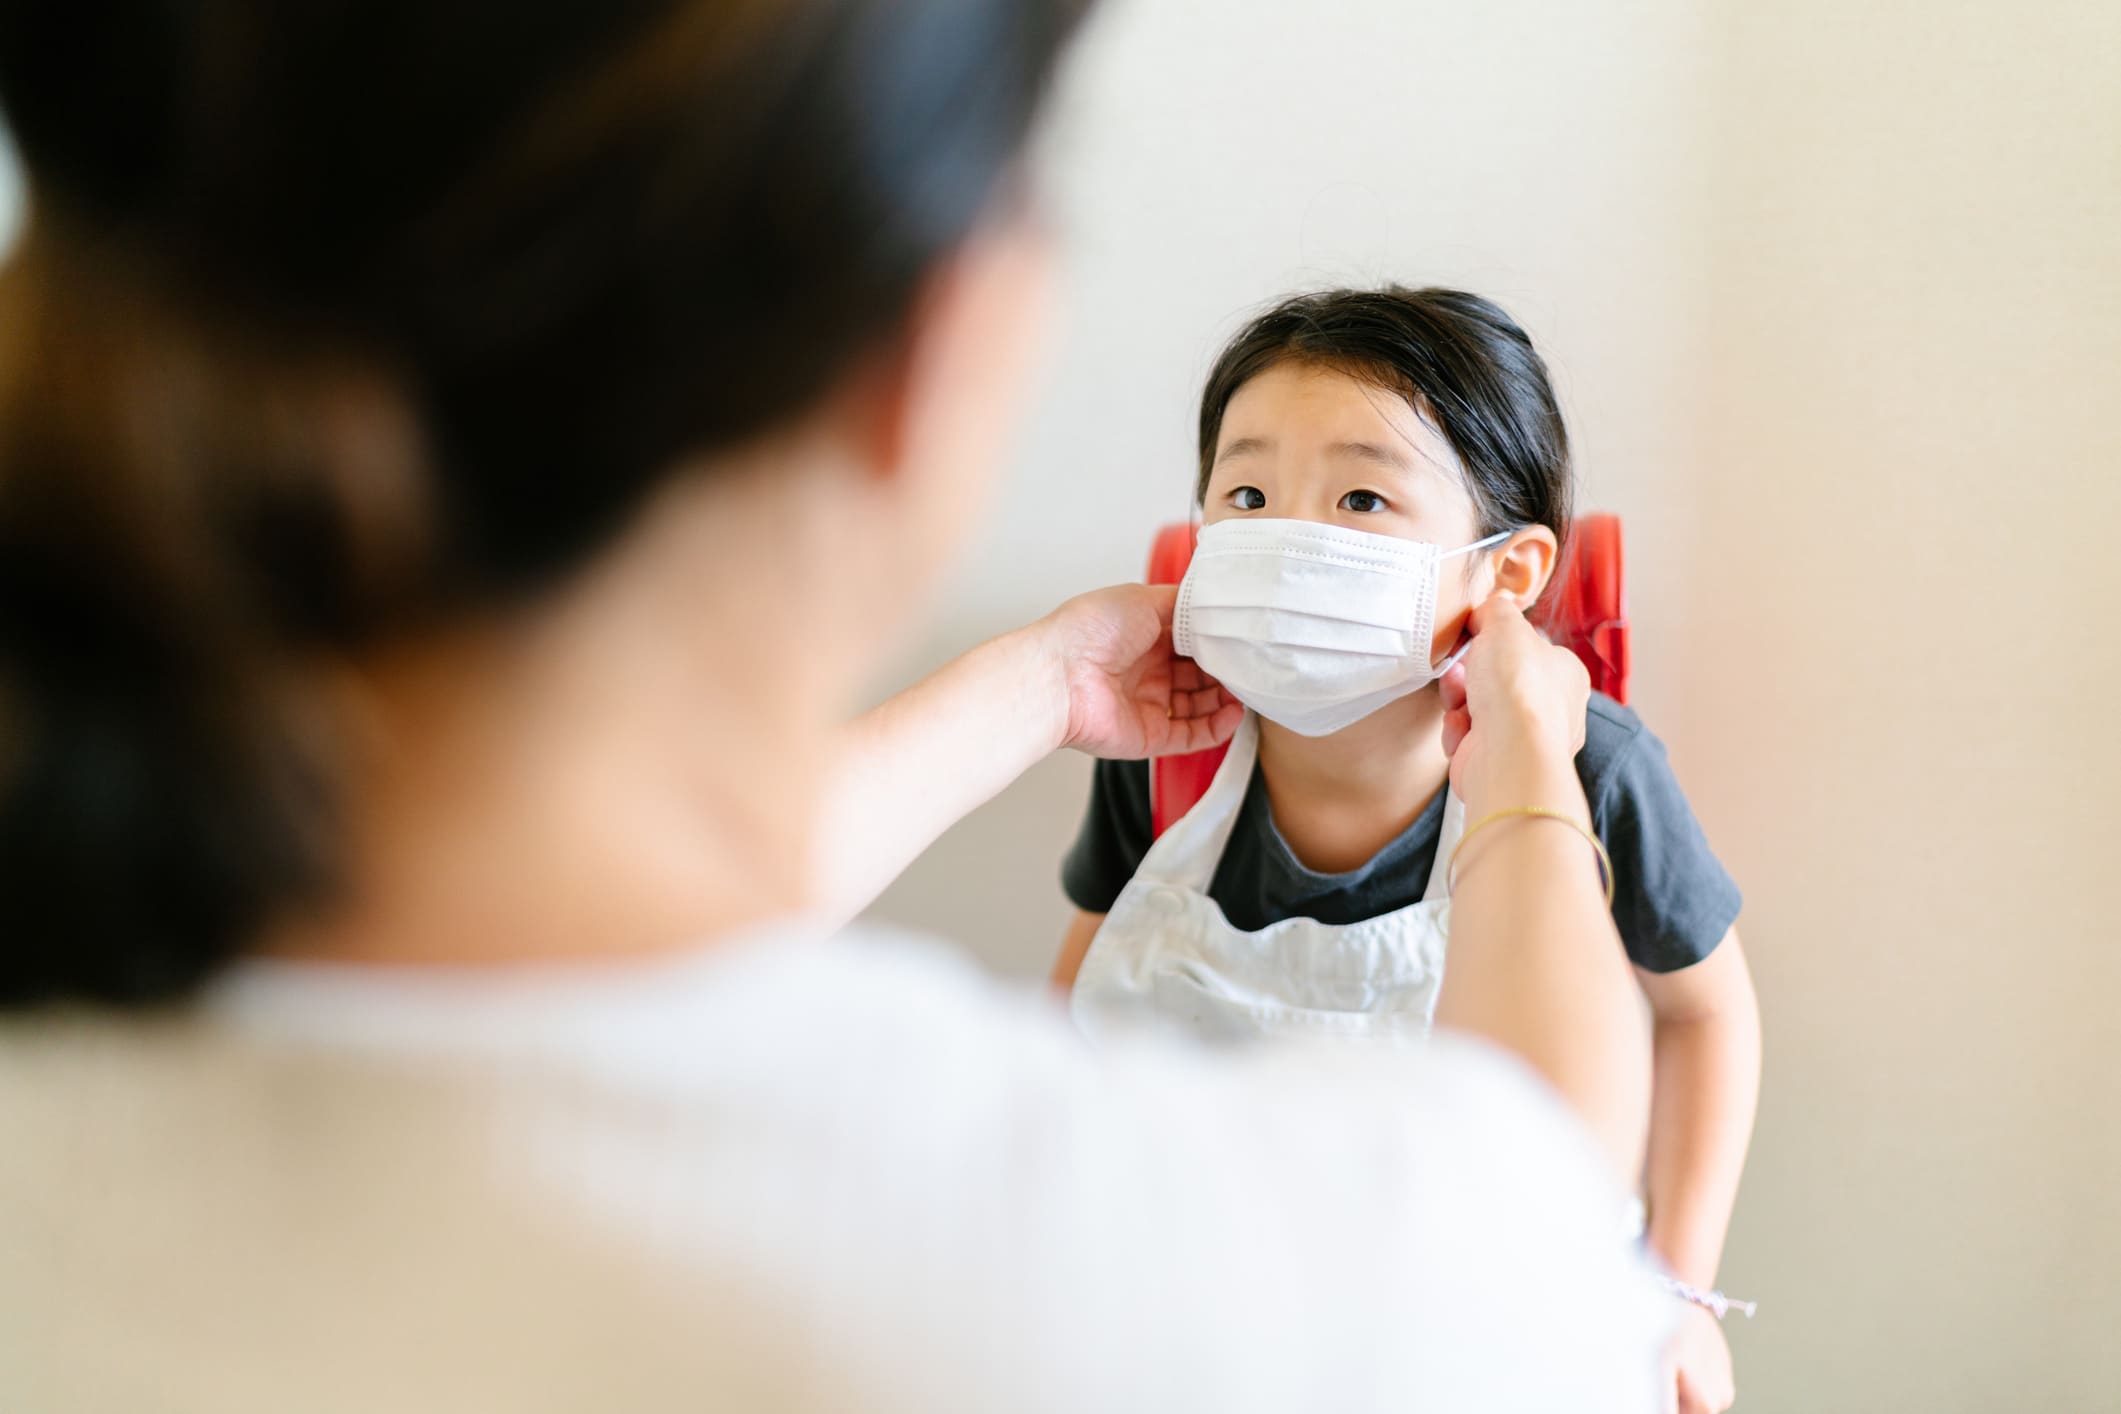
[1635,927,1761,1287]
[1050,910,1104,993]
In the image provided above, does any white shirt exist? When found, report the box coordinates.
[0,924,1668,1412]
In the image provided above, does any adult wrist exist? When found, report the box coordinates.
[1010,612,1076,756]
[1458,752,1587,823]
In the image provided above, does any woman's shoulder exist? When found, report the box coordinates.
[0,927,1666,1411]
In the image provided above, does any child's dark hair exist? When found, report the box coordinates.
[1196,287,1572,548]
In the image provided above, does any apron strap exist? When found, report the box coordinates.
[1139,714,1466,905]
[1131,713,1260,893]
[1421,786,1467,905]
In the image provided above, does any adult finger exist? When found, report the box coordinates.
[1439,661,1468,716]
[1164,698,1243,753]
[1439,664,1471,758]
[1441,707,1470,760]
[1137,581,1179,627]
[1468,591,1535,638]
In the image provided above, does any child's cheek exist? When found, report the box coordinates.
[1430,598,1476,664]
[1431,570,1482,659]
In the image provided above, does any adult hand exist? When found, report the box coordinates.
[1034,583,1244,759]
[1662,1305,1736,1414]
[1428,593,1646,1171]
[820,583,1235,925]
[1438,595,1590,809]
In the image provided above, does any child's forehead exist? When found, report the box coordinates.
[1220,361,1458,470]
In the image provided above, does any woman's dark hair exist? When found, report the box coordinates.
[0,0,1090,1006]
[1196,286,1572,547]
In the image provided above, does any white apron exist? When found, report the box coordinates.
[1072,713,1465,1048]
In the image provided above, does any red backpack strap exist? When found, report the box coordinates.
[1531,514,1630,705]
[1146,522,1229,838]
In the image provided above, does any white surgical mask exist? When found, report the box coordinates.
[1173,517,1511,737]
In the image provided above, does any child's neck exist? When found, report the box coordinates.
[1254,690,1452,876]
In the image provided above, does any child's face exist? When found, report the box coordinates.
[1202,361,1496,666]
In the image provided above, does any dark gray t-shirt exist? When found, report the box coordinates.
[1062,694,1740,973]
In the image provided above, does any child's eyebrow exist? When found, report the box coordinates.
[1327,440,1414,473]
[1214,435,1425,476]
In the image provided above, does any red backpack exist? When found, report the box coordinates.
[1147,514,1629,838]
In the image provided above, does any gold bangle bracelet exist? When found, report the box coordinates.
[1447,806,1616,908]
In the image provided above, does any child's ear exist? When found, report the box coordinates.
[1490,526,1560,606]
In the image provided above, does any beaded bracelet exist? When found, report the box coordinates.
[1658,1275,1758,1321]
[1446,806,1616,908]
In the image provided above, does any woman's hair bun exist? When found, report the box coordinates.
[0,228,435,1004]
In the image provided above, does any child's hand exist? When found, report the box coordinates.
[1438,594,1590,809]
[1036,583,1245,760]
[1662,1304,1736,1414]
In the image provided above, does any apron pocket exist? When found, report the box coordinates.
[1150,966,1433,1047]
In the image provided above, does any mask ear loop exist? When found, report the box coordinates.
[1428,529,1520,672]
[1431,635,1479,677]
[1447,528,1517,559]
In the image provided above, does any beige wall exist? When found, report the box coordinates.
[868,1,2121,1407]
[1679,2,2121,1407]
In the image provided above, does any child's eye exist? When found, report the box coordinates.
[1340,490,1388,513]
[1228,486,1267,511]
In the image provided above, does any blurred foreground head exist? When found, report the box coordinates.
[0,0,1089,1005]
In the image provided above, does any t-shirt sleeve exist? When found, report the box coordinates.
[1060,758,1154,914]
[1589,722,1744,973]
